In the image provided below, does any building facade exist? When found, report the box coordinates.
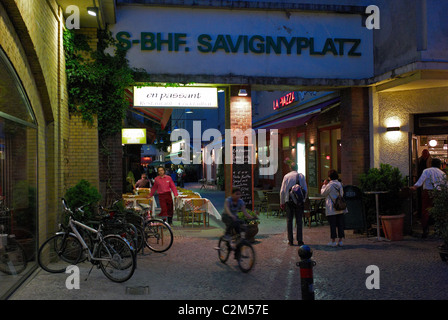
[2,0,448,298]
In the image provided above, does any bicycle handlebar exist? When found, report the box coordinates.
[61,198,89,216]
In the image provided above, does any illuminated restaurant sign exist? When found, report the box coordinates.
[273,92,296,110]
[134,86,218,108]
[273,91,318,110]
[122,128,147,144]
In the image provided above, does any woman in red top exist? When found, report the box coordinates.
[148,166,178,225]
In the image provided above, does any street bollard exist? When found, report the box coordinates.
[296,245,316,300]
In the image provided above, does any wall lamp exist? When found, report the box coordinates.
[87,7,98,16]
[386,126,400,132]
[238,89,248,96]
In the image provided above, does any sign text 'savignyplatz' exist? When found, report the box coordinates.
[116,32,363,57]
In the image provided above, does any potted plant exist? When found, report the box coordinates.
[65,179,102,222]
[429,183,448,261]
[238,209,260,243]
[360,163,407,241]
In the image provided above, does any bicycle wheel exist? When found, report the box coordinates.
[144,219,173,253]
[98,235,136,283]
[0,236,27,275]
[236,241,255,273]
[38,234,83,273]
[134,224,145,253]
[217,236,230,263]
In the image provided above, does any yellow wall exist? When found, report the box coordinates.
[371,86,448,175]
[0,0,69,241]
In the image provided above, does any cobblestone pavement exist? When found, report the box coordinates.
[10,212,448,301]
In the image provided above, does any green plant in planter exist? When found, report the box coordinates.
[217,164,224,191]
[360,163,407,225]
[429,184,448,249]
[237,210,260,225]
[65,179,101,221]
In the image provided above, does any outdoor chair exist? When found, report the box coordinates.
[266,192,283,217]
[256,190,268,214]
[253,191,262,212]
[304,198,325,227]
[182,198,209,227]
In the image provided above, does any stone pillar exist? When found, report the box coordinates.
[340,87,370,186]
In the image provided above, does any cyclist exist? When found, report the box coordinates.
[222,187,257,240]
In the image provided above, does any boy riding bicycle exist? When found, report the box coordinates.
[222,188,257,240]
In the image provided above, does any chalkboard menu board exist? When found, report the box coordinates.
[307,149,317,188]
[230,145,254,210]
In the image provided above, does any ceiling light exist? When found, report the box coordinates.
[186,109,193,114]
[238,89,248,96]
[429,139,438,147]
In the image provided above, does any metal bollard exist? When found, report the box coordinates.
[296,245,316,300]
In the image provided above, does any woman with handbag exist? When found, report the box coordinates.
[321,169,348,247]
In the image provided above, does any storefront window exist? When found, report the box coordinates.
[0,48,37,299]
[319,127,341,181]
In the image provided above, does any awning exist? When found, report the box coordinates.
[253,97,340,130]
[125,88,172,130]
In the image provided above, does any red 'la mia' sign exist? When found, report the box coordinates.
[273,92,296,110]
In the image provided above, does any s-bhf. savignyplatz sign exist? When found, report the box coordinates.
[110,6,374,82]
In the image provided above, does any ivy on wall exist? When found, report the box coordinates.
[63,28,179,151]
[63,28,133,140]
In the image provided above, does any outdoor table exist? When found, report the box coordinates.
[123,194,156,215]
[176,197,221,226]
[364,191,390,242]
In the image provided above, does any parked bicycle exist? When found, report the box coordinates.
[131,201,173,253]
[0,199,27,275]
[216,220,257,273]
[37,199,136,283]
[96,202,145,253]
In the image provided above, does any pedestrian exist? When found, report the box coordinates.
[280,162,308,246]
[177,166,185,187]
[410,158,447,238]
[320,169,347,247]
[418,149,432,178]
[221,187,256,240]
[134,173,152,189]
[148,166,178,225]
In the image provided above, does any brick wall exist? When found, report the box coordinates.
[99,133,123,205]
[225,88,253,198]
[66,114,100,190]
[340,87,370,186]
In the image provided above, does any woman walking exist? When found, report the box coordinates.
[321,169,347,247]
[148,166,178,225]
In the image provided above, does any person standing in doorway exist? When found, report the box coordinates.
[410,158,447,238]
[148,166,178,225]
[416,149,432,223]
[280,162,308,246]
[321,170,347,247]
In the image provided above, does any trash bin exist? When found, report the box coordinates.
[343,185,366,232]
